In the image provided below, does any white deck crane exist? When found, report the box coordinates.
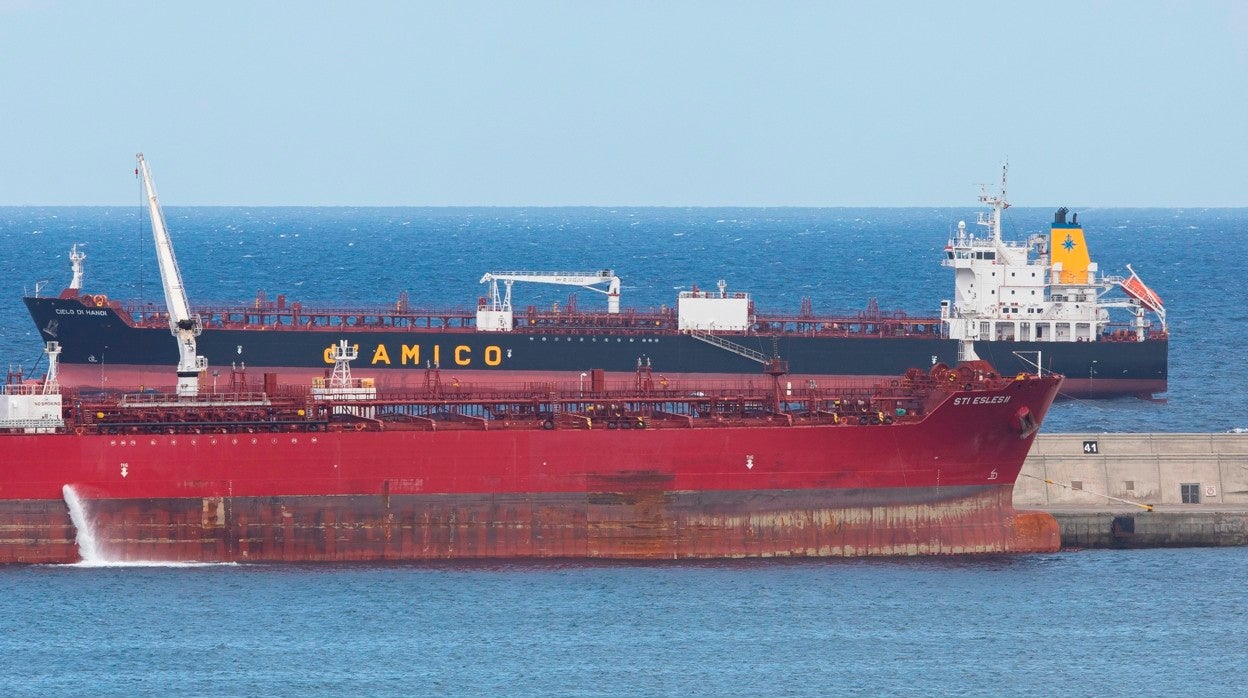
[137,153,207,397]
[477,270,621,332]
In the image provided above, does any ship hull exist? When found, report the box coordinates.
[25,296,1166,398]
[0,376,1062,563]
[2,487,1057,564]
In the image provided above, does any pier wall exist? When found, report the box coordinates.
[1014,433,1248,548]
[1015,433,1248,507]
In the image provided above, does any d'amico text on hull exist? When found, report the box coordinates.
[1,342,1064,564]
[23,290,1165,400]
[22,165,1167,399]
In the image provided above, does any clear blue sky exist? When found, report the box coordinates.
[1,1,1245,206]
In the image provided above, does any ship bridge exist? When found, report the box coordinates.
[941,168,1165,345]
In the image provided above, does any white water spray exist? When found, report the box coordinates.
[62,484,104,564]
[60,484,236,568]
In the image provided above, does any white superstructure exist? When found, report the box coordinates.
[940,166,1165,345]
[677,280,753,331]
[0,342,64,433]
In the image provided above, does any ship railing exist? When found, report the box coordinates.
[488,270,615,279]
[115,298,951,339]
[215,305,477,318]
[60,380,970,431]
[0,418,64,431]
[122,302,480,328]
[117,391,274,406]
[749,311,945,338]
[128,302,688,333]
[1,383,43,396]
[352,383,912,410]
[512,309,675,325]
[356,373,909,401]
[123,300,480,316]
[947,235,1007,250]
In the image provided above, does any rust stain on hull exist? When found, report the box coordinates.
[0,486,1058,564]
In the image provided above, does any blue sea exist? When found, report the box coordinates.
[1,551,1246,695]
[1,207,1246,694]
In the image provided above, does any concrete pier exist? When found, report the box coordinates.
[1015,433,1248,548]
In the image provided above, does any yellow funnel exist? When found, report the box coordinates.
[1051,208,1090,285]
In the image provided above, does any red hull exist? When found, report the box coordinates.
[3,488,1058,563]
[0,375,1062,562]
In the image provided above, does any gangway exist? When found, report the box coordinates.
[687,330,767,364]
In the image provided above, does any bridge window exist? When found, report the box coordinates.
[1181,483,1201,504]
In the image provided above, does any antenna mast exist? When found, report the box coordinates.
[976,162,1010,242]
[68,244,86,290]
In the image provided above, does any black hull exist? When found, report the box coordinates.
[25,296,1167,398]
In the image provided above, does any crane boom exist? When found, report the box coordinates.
[137,153,206,397]
[476,270,621,332]
[479,270,620,311]
[480,270,618,287]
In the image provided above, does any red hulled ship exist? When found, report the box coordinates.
[0,341,1062,563]
[0,155,1064,563]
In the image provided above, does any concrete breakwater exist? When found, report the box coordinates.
[1015,433,1248,548]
